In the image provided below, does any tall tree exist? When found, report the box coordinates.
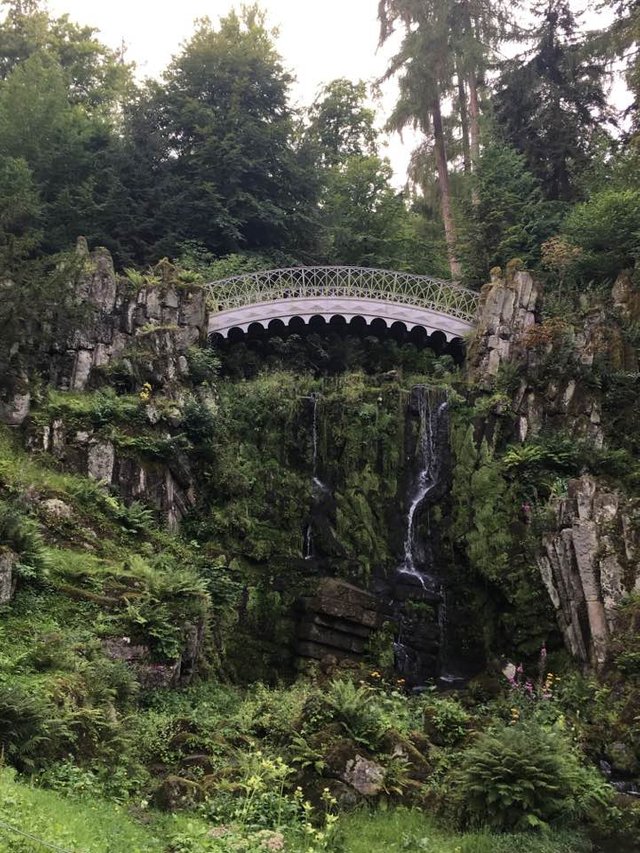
[0,1,135,256]
[494,1,613,202]
[459,140,562,284]
[599,0,640,138]
[154,7,317,258]
[305,78,377,169]
[302,77,446,272]
[450,0,514,169]
[379,0,461,277]
[0,0,132,113]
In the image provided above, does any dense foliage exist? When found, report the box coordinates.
[1,1,640,850]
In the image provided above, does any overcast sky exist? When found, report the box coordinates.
[45,1,621,186]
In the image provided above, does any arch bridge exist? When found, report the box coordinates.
[205,266,479,349]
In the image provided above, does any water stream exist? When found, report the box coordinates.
[398,386,448,591]
[304,393,327,560]
[394,385,453,685]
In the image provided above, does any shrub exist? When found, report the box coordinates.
[451,721,612,832]
[325,679,385,747]
[0,682,75,770]
[562,188,640,282]
[0,499,47,582]
[423,696,470,746]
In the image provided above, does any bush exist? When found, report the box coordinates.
[325,678,386,747]
[451,721,612,832]
[423,696,470,746]
[0,500,47,582]
[562,189,640,282]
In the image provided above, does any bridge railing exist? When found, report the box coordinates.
[204,266,479,324]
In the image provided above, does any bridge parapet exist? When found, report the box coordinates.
[206,266,478,321]
[205,266,479,341]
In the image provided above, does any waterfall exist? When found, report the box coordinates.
[310,392,328,495]
[304,393,327,559]
[393,385,454,687]
[398,386,448,590]
[304,523,313,561]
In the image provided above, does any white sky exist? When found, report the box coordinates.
[44,0,413,180]
[44,0,625,187]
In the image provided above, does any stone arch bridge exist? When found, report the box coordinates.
[205,266,479,351]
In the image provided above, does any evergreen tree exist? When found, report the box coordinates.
[379,0,461,277]
[153,7,318,258]
[494,1,613,202]
[599,1,640,132]
[459,141,562,284]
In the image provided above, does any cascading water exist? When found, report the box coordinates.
[310,392,327,496]
[304,393,328,560]
[393,385,452,685]
[398,386,448,591]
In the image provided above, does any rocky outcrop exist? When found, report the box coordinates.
[0,550,18,604]
[29,421,195,530]
[102,619,204,688]
[468,266,640,669]
[467,265,541,384]
[0,245,208,429]
[296,578,385,663]
[537,476,640,669]
[466,266,636,446]
[50,246,207,395]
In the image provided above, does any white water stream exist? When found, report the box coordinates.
[398,387,448,590]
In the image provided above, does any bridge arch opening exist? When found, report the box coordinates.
[204,265,477,373]
[209,313,467,371]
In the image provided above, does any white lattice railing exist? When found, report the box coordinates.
[204,266,479,324]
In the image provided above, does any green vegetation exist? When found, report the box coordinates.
[334,810,589,853]
[1,0,640,849]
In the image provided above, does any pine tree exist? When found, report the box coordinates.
[494,1,613,202]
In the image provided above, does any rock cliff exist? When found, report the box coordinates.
[468,265,640,668]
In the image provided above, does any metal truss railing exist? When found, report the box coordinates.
[204,266,479,324]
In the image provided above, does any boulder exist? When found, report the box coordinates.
[341,754,385,797]
[41,498,73,521]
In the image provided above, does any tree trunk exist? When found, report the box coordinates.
[468,70,481,166]
[432,94,461,280]
[456,58,471,175]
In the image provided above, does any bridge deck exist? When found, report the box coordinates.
[205,266,479,341]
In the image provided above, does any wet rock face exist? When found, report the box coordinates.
[295,578,385,663]
[537,475,639,669]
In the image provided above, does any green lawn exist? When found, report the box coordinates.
[331,809,591,853]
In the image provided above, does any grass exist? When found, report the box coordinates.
[0,767,162,852]
[0,770,592,853]
[333,809,592,853]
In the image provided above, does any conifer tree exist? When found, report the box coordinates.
[494,1,612,202]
